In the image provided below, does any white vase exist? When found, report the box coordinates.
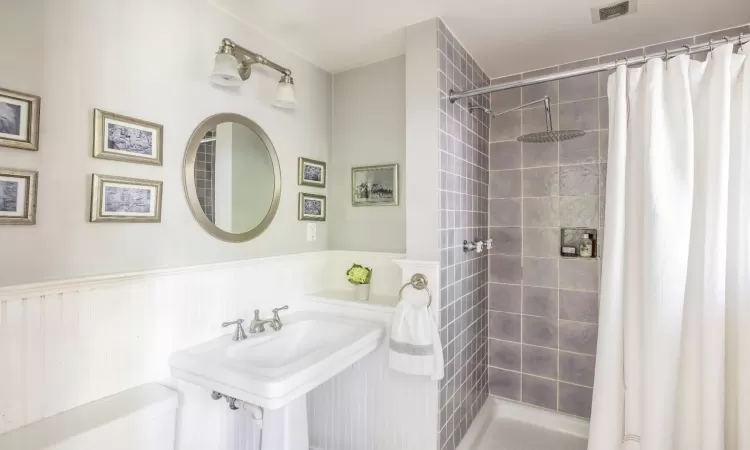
[354,284,370,302]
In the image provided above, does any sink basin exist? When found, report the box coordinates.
[169,311,384,409]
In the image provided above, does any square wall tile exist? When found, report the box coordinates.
[490,141,522,170]
[523,286,558,318]
[559,382,593,419]
[489,339,521,370]
[559,196,598,228]
[522,315,558,348]
[559,351,596,386]
[490,227,522,255]
[523,228,560,257]
[559,259,599,291]
[559,290,599,323]
[489,311,521,341]
[560,99,599,132]
[490,198,522,227]
[489,367,521,400]
[522,257,558,288]
[522,142,559,168]
[559,320,598,355]
[522,344,558,378]
[522,66,560,104]
[523,197,559,227]
[560,131,599,166]
[490,170,522,199]
[489,283,521,313]
[560,164,599,196]
[523,166,559,197]
[490,255,522,284]
[522,374,557,410]
[491,111,522,142]
[490,79,521,111]
[523,105,558,135]
[559,58,599,103]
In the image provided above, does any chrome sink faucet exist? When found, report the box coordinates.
[249,305,289,333]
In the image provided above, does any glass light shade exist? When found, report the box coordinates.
[210,53,242,86]
[274,80,297,108]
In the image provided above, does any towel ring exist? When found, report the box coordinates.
[398,273,432,308]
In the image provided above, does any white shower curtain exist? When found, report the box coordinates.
[588,44,750,450]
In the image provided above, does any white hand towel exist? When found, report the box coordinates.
[388,296,444,380]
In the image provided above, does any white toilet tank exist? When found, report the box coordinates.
[0,383,178,450]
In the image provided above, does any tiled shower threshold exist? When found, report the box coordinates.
[457,396,589,450]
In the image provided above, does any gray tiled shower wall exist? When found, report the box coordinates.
[437,19,491,450]
[487,23,750,419]
[195,134,216,222]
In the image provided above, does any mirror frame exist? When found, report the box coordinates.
[183,113,282,243]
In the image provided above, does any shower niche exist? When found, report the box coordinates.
[560,228,598,258]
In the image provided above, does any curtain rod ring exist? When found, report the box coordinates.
[615,57,628,66]
[740,33,746,52]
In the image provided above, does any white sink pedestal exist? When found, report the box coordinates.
[262,396,309,450]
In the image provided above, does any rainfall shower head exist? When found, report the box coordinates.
[518,129,587,143]
[469,96,586,143]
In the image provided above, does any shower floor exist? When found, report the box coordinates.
[457,397,588,450]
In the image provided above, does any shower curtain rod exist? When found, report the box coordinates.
[449,33,749,103]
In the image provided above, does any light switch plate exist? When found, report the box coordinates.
[306,223,317,242]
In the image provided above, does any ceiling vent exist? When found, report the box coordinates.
[591,0,637,23]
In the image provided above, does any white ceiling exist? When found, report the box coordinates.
[215,0,750,78]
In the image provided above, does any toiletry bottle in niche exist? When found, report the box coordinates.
[579,234,593,258]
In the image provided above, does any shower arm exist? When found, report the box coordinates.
[469,96,553,132]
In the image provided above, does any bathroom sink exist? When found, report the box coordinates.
[169,311,384,409]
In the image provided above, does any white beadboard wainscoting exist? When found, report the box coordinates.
[0,250,447,450]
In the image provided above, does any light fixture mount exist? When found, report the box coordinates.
[211,38,297,107]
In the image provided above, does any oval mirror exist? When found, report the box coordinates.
[183,113,281,242]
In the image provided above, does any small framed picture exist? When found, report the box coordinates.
[91,174,162,223]
[0,167,38,225]
[93,109,163,165]
[352,164,399,206]
[0,87,40,151]
[298,157,326,188]
[298,193,326,221]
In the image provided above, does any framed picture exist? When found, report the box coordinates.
[352,164,399,206]
[93,109,163,165]
[298,193,326,221]
[298,157,326,188]
[0,167,38,225]
[0,87,40,151]
[91,174,162,223]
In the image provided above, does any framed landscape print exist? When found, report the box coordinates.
[0,87,40,151]
[352,164,399,206]
[298,157,326,188]
[0,167,38,225]
[93,109,163,165]
[298,192,326,221]
[91,174,162,223]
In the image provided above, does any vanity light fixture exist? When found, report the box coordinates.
[210,38,297,109]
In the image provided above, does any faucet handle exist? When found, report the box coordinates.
[222,318,247,341]
[272,305,289,320]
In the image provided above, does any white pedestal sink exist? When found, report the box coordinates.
[169,311,384,449]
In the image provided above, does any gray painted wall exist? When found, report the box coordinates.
[0,0,332,286]
[329,56,406,253]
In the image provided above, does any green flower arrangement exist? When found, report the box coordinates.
[346,264,373,285]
